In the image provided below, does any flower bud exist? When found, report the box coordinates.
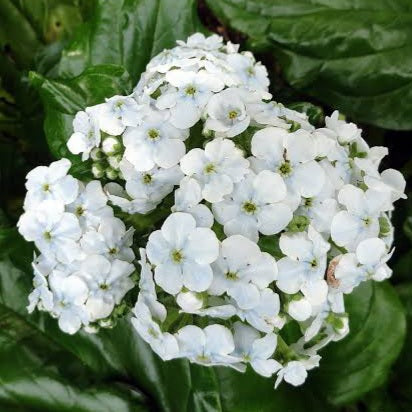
[92,162,105,178]
[102,136,121,155]
[90,147,104,161]
[105,167,118,180]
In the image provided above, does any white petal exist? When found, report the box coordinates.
[182,261,213,292]
[257,203,292,235]
[154,263,183,294]
[356,237,386,266]
[161,212,196,248]
[185,228,219,264]
[154,138,186,168]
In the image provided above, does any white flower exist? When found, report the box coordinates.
[24,159,78,209]
[250,127,325,209]
[81,216,135,262]
[18,200,82,263]
[205,88,251,137]
[209,235,277,298]
[233,322,281,377]
[180,138,249,202]
[67,111,101,160]
[146,212,219,294]
[226,52,269,92]
[364,169,407,206]
[79,255,134,321]
[235,288,281,333]
[175,324,243,369]
[331,185,390,250]
[107,160,182,214]
[252,102,314,131]
[132,300,179,361]
[49,273,89,334]
[67,180,113,228]
[177,33,223,51]
[157,69,224,128]
[98,95,141,135]
[213,171,292,241]
[325,110,361,144]
[172,178,214,228]
[334,237,393,293]
[27,262,53,313]
[275,361,307,388]
[277,227,329,304]
[123,109,188,171]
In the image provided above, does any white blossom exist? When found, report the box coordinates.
[213,171,292,241]
[180,138,249,203]
[146,213,219,294]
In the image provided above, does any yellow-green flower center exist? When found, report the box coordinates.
[171,249,183,263]
[148,128,160,140]
[242,201,257,214]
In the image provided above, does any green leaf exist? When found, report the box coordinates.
[309,281,406,405]
[31,64,132,161]
[207,0,412,130]
[0,0,83,69]
[215,367,334,412]
[58,0,205,83]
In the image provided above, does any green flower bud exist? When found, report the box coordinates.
[105,167,118,180]
[90,147,104,161]
[92,162,105,178]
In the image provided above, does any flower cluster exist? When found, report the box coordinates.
[18,33,406,389]
[18,159,136,334]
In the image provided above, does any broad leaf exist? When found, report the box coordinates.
[309,281,406,405]
[58,0,205,83]
[207,0,412,130]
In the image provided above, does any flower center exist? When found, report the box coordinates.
[303,197,313,208]
[228,110,239,120]
[115,100,124,109]
[363,217,372,226]
[43,231,52,241]
[225,271,238,280]
[246,66,255,76]
[142,173,153,184]
[310,258,318,268]
[148,128,160,140]
[278,161,292,177]
[242,201,257,214]
[75,206,84,216]
[42,183,50,192]
[171,249,183,263]
[109,247,118,255]
[99,283,109,290]
[204,163,216,174]
[185,85,197,96]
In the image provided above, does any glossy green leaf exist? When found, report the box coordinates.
[215,367,333,412]
[58,0,205,83]
[309,281,406,405]
[0,0,83,69]
[207,0,412,130]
